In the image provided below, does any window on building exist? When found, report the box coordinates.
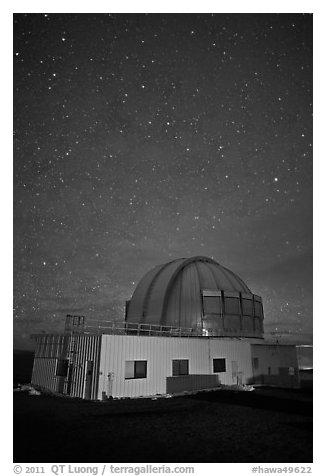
[254,300,263,317]
[242,298,253,316]
[56,359,69,377]
[203,295,222,315]
[224,297,240,315]
[254,318,263,333]
[172,359,189,376]
[125,360,147,379]
[213,358,226,373]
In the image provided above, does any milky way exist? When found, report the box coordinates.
[13,13,312,348]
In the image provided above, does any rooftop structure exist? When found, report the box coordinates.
[126,256,264,338]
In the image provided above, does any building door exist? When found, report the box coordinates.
[231,360,242,385]
[84,361,93,400]
[66,364,74,395]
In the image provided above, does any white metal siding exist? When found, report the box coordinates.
[31,332,302,399]
[98,335,253,398]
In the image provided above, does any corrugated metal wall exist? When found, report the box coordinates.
[31,358,60,392]
[31,335,70,392]
[31,334,101,399]
[33,334,70,359]
[68,334,101,400]
[98,335,253,399]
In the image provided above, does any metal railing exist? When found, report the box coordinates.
[82,320,263,338]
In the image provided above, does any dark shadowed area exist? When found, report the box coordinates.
[13,350,34,385]
[13,351,312,463]
[13,388,312,463]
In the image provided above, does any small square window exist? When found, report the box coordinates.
[172,359,189,376]
[213,358,226,373]
[135,360,147,378]
[125,360,147,379]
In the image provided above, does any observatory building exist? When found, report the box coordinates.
[31,256,300,400]
[125,256,264,338]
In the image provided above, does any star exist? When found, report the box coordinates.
[13,13,312,348]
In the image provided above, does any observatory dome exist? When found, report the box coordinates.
[126,256,264,338]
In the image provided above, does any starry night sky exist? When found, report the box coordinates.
[13,13,313,349]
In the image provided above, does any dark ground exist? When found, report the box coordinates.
[13,351,313,463]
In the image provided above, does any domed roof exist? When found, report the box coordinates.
[126,256,263,337]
